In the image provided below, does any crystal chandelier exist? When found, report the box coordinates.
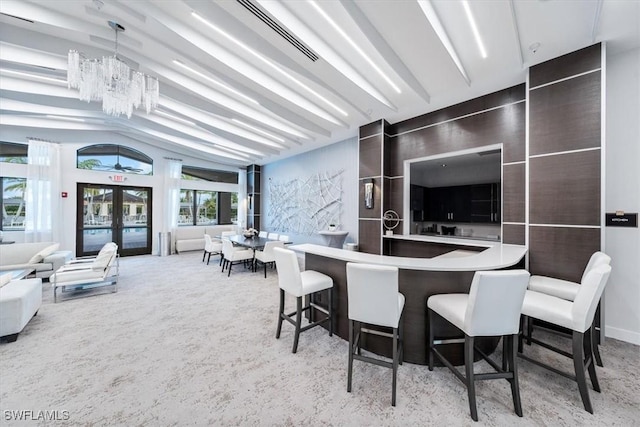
[67,21,159,118]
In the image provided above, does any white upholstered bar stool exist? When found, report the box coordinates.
[346,263,404,407]
[518,264,612,414]
[526,252,611,366]
[273,247,333,353]
[428,270,530,421]
[254,240,284,278]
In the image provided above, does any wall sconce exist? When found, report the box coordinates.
[364,178,374,209]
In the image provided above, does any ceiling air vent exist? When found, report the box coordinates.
[236,0,319,62]
[1,13,35,24]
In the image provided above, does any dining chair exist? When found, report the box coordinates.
[278,235,290,242]
[428,270,530,421]
[268,232,279,240]
[258,231,268,238]
[203,234,222,265]
[221,239,253,277]
[254,240,285,278]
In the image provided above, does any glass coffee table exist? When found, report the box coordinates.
[2,269,35,280]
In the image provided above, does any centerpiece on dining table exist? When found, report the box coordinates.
[242,228,258,238]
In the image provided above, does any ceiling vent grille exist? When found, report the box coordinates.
[1,13,34,24]
[236,0,319,62]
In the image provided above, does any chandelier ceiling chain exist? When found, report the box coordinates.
[67,20,159,118]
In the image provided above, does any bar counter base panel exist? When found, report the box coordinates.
[306,253,504,366]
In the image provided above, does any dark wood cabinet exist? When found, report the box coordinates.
[410,184,424,210]
[425,185,470,222]
[411,185,429,221]
[470,183,500,223]
[424,183,500,223]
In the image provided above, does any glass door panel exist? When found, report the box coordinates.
[77,183,152,257]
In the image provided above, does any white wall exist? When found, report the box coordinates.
[261,137,358,246]
[1,130,241,255]
[604,47,640,344]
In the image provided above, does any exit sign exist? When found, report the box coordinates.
[110,175,126,183]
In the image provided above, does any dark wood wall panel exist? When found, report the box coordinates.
[389,104,525,176]
[383,122,393,176]
[388,178,404,221]
[358,220,381,254]
[503,163,525,223]
[360,120,383,139]
[502,102,527,163]
[359,135,381,178]
[383,177,391,212]
[530,150,601,225]
[358,178,381,219]
[530,44,601,88]
[529,72,601,156]
[529,226,600,282]
[503,224,525,245]
[389,85,525,135]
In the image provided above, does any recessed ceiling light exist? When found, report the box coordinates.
[155,109,196,126]
[0,68,65,84]
[45,115,86,122]
[461,1,487,59]
[232,119,286,144]
[417,1,470,85]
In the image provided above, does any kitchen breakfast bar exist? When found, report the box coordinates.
[289,236,527,365]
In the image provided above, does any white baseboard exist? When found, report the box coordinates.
[605,325,640,345]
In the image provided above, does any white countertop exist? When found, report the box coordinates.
[289,243,526,272]
[384,233,500,248]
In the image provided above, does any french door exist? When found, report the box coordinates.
[77,183,152,257]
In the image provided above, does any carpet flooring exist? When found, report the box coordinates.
[1,252,639,426]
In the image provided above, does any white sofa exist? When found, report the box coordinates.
[0,273,42,342]
[174,225,237,254]
[0,242,73,279]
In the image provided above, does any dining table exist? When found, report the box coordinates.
[227,235,275,250]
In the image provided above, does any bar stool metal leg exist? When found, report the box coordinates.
[276,289,285,339]
[392,327,398,406]
[292,297,303,354]
[465,335,478,421]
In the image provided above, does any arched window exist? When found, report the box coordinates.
[77,144,153,175]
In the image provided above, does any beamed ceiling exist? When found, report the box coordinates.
[1,0,638,167]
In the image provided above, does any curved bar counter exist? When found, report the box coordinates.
[290,240,527,365]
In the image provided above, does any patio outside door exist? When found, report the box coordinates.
[77,183,152,257]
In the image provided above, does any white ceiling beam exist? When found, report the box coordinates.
[508,0,525,69]
[258,0,397,111]
[121,0,346,127]
[416,0,471,86]
[340,0,431,104]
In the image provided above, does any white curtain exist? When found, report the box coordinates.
[237,168,247,231]
[25,139,61,242]
[163,158,182,234]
